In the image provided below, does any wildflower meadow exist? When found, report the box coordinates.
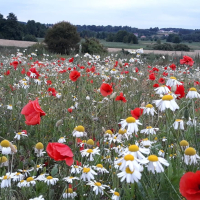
[0,49,200,200]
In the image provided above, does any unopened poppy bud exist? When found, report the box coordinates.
[56,119,63,127]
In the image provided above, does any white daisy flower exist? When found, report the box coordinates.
[110,189,120,200]
[0,173,13,188]
[23,176,36,187]
[43,176,59,185]
[139,155,169,174]
[173,119,184,130]
[121,144,150,160]
[34,142,45,157]
[36,164,45,171]
[116,154,141,172]
[158,150,165,157]
[80,147,100,161]
[140,126,159,135]
[58,137,66,143]
[34,79,42,85]
[0,140,12,155]
[87,181,109,195]
[140,138,154,148]
[7,104,13,110]
[166,77,182,87]
[29,195,45,200]
[143,104,157,116]
[12,172,24,182]
[186,117,197,126]
[62,188,77,199]
[70,165,82,174]
[18,168,34,177]
[116,129,129,140]
[154,85,170,95]
[186,87,200,99]
[81,166,97,181]
[56,93,62,98]
[72,126,87,137]
[152,94,179,112]
[180,140,189,151]
[117,167,141,183]
[92,164,109,174]
[0,156,8,167]
[107,135,122,144]
[104,130,113,138]
[14,131,28,140]
[183,147,200,165]
[17,180,26,187]
[63,176,79,183]
[119,117,142,135]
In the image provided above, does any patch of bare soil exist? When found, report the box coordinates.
[107,48,200,56]
[0,39,37,48]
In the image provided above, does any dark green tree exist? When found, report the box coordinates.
[81,38,107,54]
[44,21,80,54]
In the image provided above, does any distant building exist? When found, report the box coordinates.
[140,36,146,39]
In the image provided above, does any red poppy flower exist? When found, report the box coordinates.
[46,142,74,166]
[100,83,113,97]
[135,67,139,73]
[131,108,143,119]
[69,57,74,63]
[47,87,57,96]
[4,70,10,76]
[194,81,200,86]
[12,61,19,70]
[21,68,26,74]
[153,83,160,88]
[180,56,194,66]
[179,171,200,200]
[175,84,185,99]
[68,108,73,113]
[21,99,46,125]
[115,92,127,103]
[163,72,168,76]
[27,68,40,79]
[69,70,81,82]
[149,73,155,81]
[46,80,52,85]
[158,77,165,84]
[164,66,168,70]
[169,63,176,71]
[152,67,159,72]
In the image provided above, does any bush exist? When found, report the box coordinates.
[44,21,80,55]
[173,44,190,51]
[81,38,107,54]
[153,43,174,51]
[23,34,38,42]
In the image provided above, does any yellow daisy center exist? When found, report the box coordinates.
[69,176,74,179]
[180,140,189,146]
[0,156,8,163]
[146,126,152,129]
[66,188,73,193]
[0,140,10,147]
[148,155,159,162]
[146,104,153,108]
[124,154,134,161]
[46,176,53,180]
[112,69,116,71]
[17,132,22,135]
[125,167,134,174]
[105,130,113,135]
[87,139,94,145]
[114,192,120,196]
[190,87,197,91]
[96,164,103,168]
[86,149,93,153]
[185,147,196,156]
[35,142,44,150]
[75,125,85,132]
[160,150,164,153]
[26,177,34,182]
[170,77,176,80]
[128,145,139,152]
[118,129,127,134]
[83,168,90,173]
[16,173,21,176]
[175,119,182,122]
[95,182,102,186]
[162,95,173,101]
[126,117,136,123]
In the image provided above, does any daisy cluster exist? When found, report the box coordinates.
[0,49,200,199]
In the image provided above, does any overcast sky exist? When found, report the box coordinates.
[1,0,199,29]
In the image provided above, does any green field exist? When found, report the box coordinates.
[99,39,200,51]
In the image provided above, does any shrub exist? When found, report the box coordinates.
[173,44,190,51]
[153,43,174,51]
[81,38,107,54]
[23,34,38,42]
[44,21,80,55]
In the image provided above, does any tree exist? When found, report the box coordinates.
[81,38,107,54]
[173,36,181,43]
[44,21,80,54]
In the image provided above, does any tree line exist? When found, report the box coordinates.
[0,13,47,41]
